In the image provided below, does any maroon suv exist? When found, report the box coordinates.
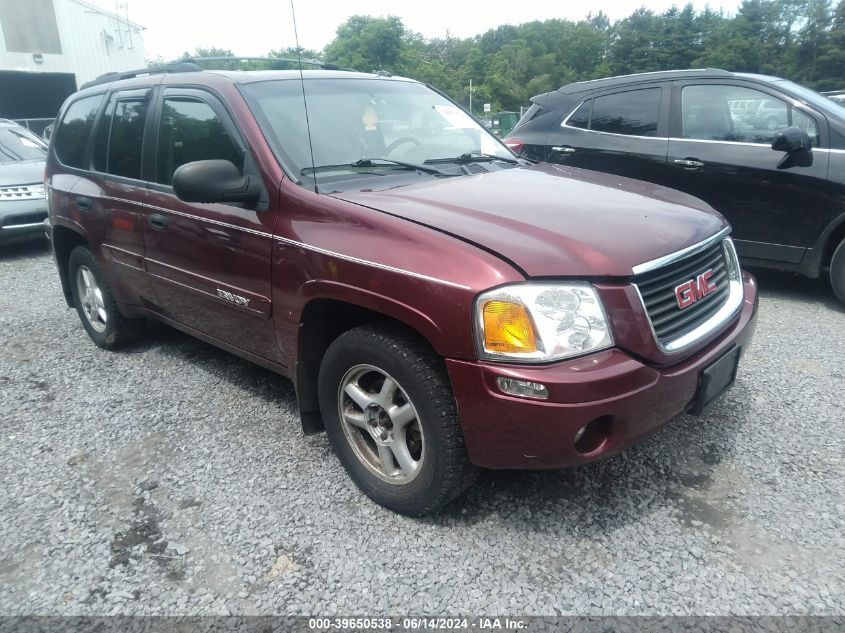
[45,64,758,515]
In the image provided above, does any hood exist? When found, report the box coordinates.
[330,163,727,277]
[0,160,45,188]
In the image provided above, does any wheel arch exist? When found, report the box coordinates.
[821,215,845,271]
[293,289,448,436]
[51,224,89,307]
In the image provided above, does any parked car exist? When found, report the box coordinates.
[821,90,845,105]
[0,119,48,247]
[46,64,758,515]
[505,69,845,303]
[747,98,790,130]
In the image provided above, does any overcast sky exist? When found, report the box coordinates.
[92,1,741,62]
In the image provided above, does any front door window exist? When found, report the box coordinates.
[681,84,819,146]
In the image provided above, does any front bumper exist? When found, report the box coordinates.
[447,271,759,469]
[0,199,48,245]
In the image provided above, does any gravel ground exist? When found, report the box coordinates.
[0,240,843,617]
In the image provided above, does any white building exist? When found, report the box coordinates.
[0,0,145,87]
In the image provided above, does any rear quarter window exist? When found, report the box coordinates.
[53,94,104,169]
[513,103,543,129]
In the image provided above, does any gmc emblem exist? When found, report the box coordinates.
[675,270,717,309]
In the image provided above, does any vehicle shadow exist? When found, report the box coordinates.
[427,380,752,532]
[116,317,745,531]
[0,239,49,261]
[749,265,843,312]
[118,322,295,406]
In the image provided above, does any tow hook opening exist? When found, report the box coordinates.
[574,416,614,454]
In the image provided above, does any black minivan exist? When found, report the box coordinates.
[505,69,845,303]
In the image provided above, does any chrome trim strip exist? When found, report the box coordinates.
[100,196,470,290]
[100,196,273,238]
[560,101,666,141]
[1,221,44,230]
[634,238,743,355]
[631,227,731,276]
[273,235,472,290]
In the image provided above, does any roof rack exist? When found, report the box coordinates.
[178,56,345,71]
[78,56,359,92]
[562,68,732,90]
[79,62,203,90]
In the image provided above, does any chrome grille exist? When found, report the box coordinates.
[0,183,46,201]
[634,237,741,351]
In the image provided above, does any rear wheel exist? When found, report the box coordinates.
[318,325,477,515]
[830,238,845,305]
[68,246,139,349]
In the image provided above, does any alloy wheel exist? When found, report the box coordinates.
[337,364,425,484]
[76,265,107,333]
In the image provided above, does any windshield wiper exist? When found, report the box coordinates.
[302,158,447,176]
[424,152,519,165]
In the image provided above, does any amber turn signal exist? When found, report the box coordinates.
[482,300,538,353]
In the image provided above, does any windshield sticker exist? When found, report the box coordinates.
[433,104,474,129]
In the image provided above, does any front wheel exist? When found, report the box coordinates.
[830,238,845,305]
[318,325,477,515]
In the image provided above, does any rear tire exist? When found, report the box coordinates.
[830,239,845,305]
[68,246,139,349]
[318,324,477,515]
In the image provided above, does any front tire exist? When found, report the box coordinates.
[318,325,477,515]
[68,246,139,349]
[830,238,845,305]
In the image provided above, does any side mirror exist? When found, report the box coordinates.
[172,160,261,206]
[771,126,812,153]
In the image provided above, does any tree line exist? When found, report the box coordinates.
[162,0,845,114]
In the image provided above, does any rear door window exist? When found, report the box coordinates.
[53,94,104,169]
[589,89,661,136]
[107,99,148,179]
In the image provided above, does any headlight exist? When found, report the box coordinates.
[475,282,613,362]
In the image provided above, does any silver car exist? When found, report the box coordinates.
[0,120,48,247]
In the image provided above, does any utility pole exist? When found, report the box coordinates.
[469,78,473,114]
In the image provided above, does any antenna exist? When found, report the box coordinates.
[290,0,318,193]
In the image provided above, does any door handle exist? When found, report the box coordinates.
[674,158,705,169]
[551,146,576,154]
[75,196,92,212]
[148,213,168,230]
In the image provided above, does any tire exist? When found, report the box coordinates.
[318,324,478,515]
[766,116,780,131]
[830,238,845,305]
[68,245,139,349]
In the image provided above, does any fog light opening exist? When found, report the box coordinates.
[496,376,549,400]
[574,416,614,454]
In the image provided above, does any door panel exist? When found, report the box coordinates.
[71,175,155,307]
[143,89,280,363]
[668,81,832,257]
[68,88,156,308]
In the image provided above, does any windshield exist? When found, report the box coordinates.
[0,127,47,163]
[242,78,512,179]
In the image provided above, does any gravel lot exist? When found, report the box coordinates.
[0,240,843,617]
